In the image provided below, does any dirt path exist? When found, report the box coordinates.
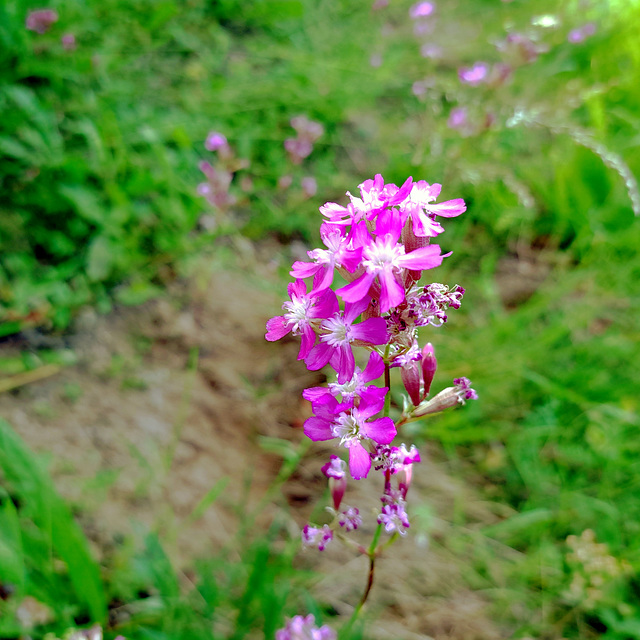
[0,259,509,640]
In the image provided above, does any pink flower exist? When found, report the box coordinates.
[409,1,435,18]
[304,395,396,479]
[448,106,468,130]
[304,297,388,383]
[265,280,339,360]
[458,62,489,86]
[290,223,362,294]
[26,9,58,34]
[61,33,76,50]
[336,210,446,312]
[204,131,229,152]
[403,181,467,237]
[302,176,318,198]
[302,525,333,551]
[276,615,336,640]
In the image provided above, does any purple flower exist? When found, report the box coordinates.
[448,106,468,131]
[378,498,411,535]
[204,131,229,152]
[338,506,361,531]
[336,210,446,312]
[304,297,388,383]
[291,223,363,294]
[61,33,76,51]
[276,615,336,640]
[265,280,339,360]
[284,137,313,163]
[302,524,333,551]
[458,62,489,86]
[304,395,396,479]
[26,9,58,34]
[420,44,442,59]
[403,181,467,238]
[568,23,596,43]
[290,116,324,142]
[409,1,435,18]
[302,176,318,199]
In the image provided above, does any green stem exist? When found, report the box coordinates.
[383,344,391,418]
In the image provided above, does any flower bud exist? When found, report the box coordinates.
[421,343,438,397]
[321,455,347,510]
[414,377,477,416]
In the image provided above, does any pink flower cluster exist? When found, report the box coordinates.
[275,615,336,640]
[284,115,324,165]
[266,175,476,556]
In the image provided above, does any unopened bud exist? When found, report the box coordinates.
[421,343,437,396]
[414,377,477,417]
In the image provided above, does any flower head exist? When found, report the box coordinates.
[276,615,336,640]
[26,9,58,34]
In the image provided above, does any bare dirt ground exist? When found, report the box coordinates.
[0,252,512,640]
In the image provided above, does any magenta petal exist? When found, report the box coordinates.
[287,279,307,299]
[305,342,332,370]
[361,416,396,444]
[339,247,363,273]
[304,416,334,441]
[429,198,467,217]
[336,272,376,303]
[298,325,317,360]
[343,296,371,325]
[412,212,444,238]
[362,352,385,382]
[309,264,334,294]
[379,270,405,312]
[359,385,388,407]
[266,316,290,341]
[356,394,386,420]
[290,260,322,279]
[351,317,388,345]
[348,442,372,479]
[311,289,339,319]
[332,345,356,384]
[303,387,332,403]
[398,245,444,270]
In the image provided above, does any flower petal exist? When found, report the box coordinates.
[304,416,334,441]
[361,416,396,444]
[348,441,372,479]
[265,316,290,341]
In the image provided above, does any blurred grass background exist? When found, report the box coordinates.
[1,0,639,638]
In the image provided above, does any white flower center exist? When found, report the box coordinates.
[332,413,361,446]
[362,239,404,272]
[321,316,351,347]
[283,295,310,334]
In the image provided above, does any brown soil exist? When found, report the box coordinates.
[0,252,511,640]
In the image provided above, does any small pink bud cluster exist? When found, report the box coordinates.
[26,9,58,34]
[197,131,249,220]
[284,116,324,165]
[567,23,596,44]
[275,615,336,640]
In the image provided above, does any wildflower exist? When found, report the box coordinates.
[61,33,76,50]
[302,524,333,551]
[304,395,396,479]
[409,1,435,19]
[302,176,318,198]
[26,9,58,34]
[420,44,442,59]
[265,280,339,360]
[336,210,446,312]
[304,297,388,383]
[458,62,490,86]
[413,376,478,417]
[402,181,467,238]
[276,615,336,640]
[290,223,362,294]
[378,497,411,535]
[204,131,229,153]
[448,106,468,130]
[322,455,347,509]
[338,506,362,531]
[568,23,596,43]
